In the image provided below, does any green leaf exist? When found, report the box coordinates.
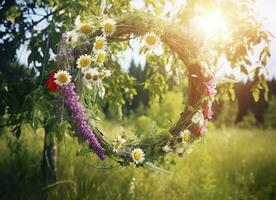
[144,162,171,174]
[240,65,248,75]
[244,58,251,66]
[252,88,260,102]
[228,84,236,101]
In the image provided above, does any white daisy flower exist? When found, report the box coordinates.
[131,148,145,164]
[65,30,79,46]
[54,70,72,86]
[113,136,126,153]
[74,15,92,35]
[99,69,112,79]
[77,54,92,69]
[102,19,116,37]
[179,129,192,144]
[82,68,94,84]
[95,50,106,65]
[87,68,101,83]
[191,110,204,125]
[103,69,112,77]
[176,147,185,156]
[94,36,106,51]
[162,145,172,152]
[144,32,160,50]
[79,23,92,35]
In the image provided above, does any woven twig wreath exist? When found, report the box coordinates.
[47,14,217,169]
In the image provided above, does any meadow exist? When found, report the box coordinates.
[1,1,276,199]
[1,124,275,200]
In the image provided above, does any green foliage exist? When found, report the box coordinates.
[147,91,183,128]
[1,127,276,200]
[127,59,150,111]
[236,111,257,129]
[214,100,238,127]
[0,0,275,193]
[133,115,156,138]
[128,91,183,137]
[264,97,276,128]
[1,0,273,134]
[251,75,269,102]
[101,62,138,119]
[144,72,168,99]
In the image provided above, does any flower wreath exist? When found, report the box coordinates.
[47,14,217,170]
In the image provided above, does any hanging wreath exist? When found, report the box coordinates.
[46,13,218,170]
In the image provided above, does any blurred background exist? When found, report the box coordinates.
[0,0,276,199]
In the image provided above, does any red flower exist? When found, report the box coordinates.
[47,71,58,92]
[194,120,207,137]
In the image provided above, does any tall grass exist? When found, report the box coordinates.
[0,124,276,200]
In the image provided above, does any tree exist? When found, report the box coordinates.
[127,59,149,112]
[0,0,272,185]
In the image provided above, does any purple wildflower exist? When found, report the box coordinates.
[61,32,68,42]
[55,48,65,64]
[56,47,75,65]
[59,83,105,160]
[67,49,75,63]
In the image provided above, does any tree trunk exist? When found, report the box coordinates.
[42,131,57,184]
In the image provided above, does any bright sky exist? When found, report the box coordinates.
[18,0,276,79]
[120,0,276,80]
[254,0,276,79]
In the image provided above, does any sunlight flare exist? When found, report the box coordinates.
[193,10,229,41]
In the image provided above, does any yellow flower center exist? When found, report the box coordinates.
[85,73,92,80]
[96,53,105,63]
[57,74,68,83]
[183,133,191,142]
[95,39,104,50]
[104,23,114,35]
[80,57,90,68]
[92,74,100,81]
[67,35,72,42]
[80,25,92,34]
[133,151,142,161]
[114,141,122,150]
[146,35,157,46]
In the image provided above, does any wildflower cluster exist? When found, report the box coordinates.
[46,14,217,168]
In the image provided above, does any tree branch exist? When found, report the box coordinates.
[24,3,69,32]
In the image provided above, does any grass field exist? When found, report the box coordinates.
[0,125,276,200]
